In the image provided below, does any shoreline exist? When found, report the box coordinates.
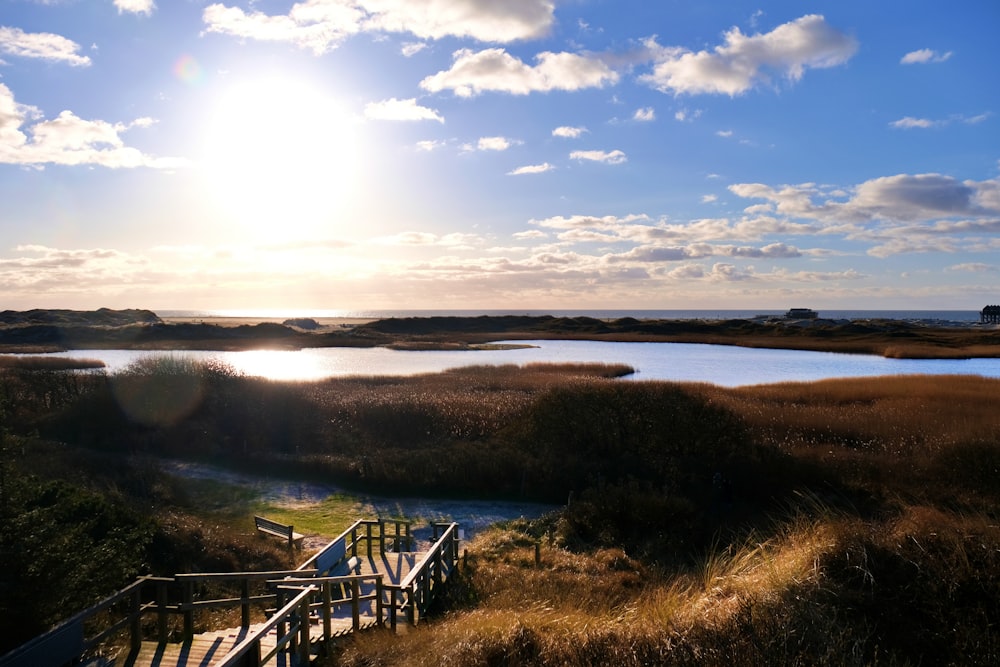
[0,310,997,359]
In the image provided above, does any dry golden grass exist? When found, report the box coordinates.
[328,502,1000,666]
[321,374,1000,666]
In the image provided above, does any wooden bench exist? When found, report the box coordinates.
[330,556,363,599]
[254,515,305,549]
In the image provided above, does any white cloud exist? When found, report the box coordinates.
[552,125,587,138]
[674,108,701,122]
[401,41,426,56]
[415,139,446,151]
[508,162,554,175]
[570,149,626,165]
[948,262,996,273]
[114,0,155,15]
[716,129,733,137]
[532,214,650,230]
[702,194,717,203]
[0,26,92,66]
[420,48,618,97]
[604,241,802,264]
[890,113,990,129]
[202,0,555,54]
[633,106,655,122]
[478,136,514,151]
[890,116,938,129]
[359,0,555,42]
[202,2,366,55]
[900,48,953,65]
[640,14,857,96]
[0,84,187,169]
[730,173,1000,224]
[364,97,444,122]
[379,231,482,247]
[707,263,754,282]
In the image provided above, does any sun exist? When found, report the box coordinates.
[201,76,362,242]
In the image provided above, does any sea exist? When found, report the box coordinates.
[158,309,987,323]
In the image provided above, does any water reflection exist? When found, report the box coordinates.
[30,340,1000,387]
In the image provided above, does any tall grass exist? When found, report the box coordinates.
[4,361,1000,663]
[330,503,1000,666]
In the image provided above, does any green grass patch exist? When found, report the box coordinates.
[250,493,375,537]
[167,475,373,538]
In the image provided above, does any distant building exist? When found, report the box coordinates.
[982,305,1000,324]
[785,308,818,319]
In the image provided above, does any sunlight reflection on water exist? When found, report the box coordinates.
[31,340,1000,387]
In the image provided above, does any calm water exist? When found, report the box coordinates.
[40,340,1000,387]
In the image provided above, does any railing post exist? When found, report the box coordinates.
[276,588,286,646]
[406,588,416,626]
[322,581,333,641]
[182,579,194,640]
[351,578,361,631]
[241,578,251,628]
[421,573,430,620]
[250,641,262,667]
[129,586,142,653]
[376,575,384,628]
[389,587,398,631]
[366,521,373,559]
[406,522,413,551]
[433,547,443,589]
[351,524,359,558]
[298,595,310,665]
[156,579,168,642]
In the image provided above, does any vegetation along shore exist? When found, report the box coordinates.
[0,307,998,359]
[1,318,999,664]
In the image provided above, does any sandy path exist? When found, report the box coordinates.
[159,459,555,541]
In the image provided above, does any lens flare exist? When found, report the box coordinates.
[173,54,204,85]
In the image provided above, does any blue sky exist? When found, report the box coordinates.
[1,1,998,312]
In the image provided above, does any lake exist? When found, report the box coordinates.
[38,340,1000,386]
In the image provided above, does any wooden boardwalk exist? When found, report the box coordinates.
[0,520,460,667]
[124,551,421,667]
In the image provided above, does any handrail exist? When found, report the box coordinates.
[275,574,386,636]
[400,522,458,589]
[297,520,366,572]
[385,522,460,628]
[1,517,456,666]
[174,569,313,581]
[213,585,316,667]
[0,575,172,667]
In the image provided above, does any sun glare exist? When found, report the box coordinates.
[201,76,362,242]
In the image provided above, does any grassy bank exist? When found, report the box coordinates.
[1,310,998,358]
[2,359,998,662]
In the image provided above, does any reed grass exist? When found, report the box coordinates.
[4,361,999,662]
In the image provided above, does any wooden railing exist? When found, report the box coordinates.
[386,522,460,629]
[276,574,386,634]
[172,569,317,640]
[214,584,316,667]
[0,570,308,667]
[298,519,415,577]
[0,518,457,667]
[0,576,167,667]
